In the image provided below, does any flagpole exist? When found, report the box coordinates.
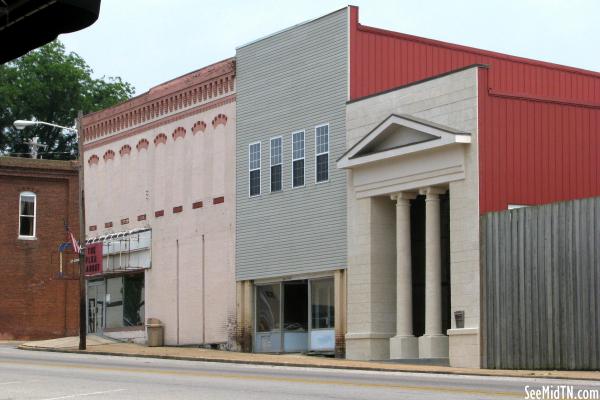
[77,111,86,351]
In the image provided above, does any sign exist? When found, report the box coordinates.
[85,242,103,275]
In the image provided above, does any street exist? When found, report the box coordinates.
[0,344,598,400]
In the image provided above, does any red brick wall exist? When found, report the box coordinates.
[0,159,80,340]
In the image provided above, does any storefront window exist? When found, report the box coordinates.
[256,284,280,332]
[124,275,145,326]
[311,278,334,329]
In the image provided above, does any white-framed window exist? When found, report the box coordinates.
[249,142,261,197]
[270,137,282,192]
[18,191,36,239]
[315,124,329,183]
[292,130,305,188]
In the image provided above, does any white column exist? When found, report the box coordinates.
[418,187,449,358]
[389,192,418,359]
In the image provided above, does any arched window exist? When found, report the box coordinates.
[19,191,36,238]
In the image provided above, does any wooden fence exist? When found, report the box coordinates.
[481,197,600,370]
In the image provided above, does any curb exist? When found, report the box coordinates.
[17,346,600,382]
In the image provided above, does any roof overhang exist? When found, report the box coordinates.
[0,0,101,64]
[337,114,471,169]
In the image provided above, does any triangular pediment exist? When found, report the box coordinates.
[337,114,470,169]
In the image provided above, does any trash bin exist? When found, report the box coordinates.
[146,318,164,347]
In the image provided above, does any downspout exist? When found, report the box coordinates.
[202,234,206,345]
[176,239,180,345]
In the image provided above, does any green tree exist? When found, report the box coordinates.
[0,41,134,160]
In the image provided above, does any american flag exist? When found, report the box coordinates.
[68,230,80,254]
[64,220,80,254]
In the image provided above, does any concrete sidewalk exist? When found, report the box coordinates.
[18,336,600,382]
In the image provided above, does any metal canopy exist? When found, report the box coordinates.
[0,0,101,64]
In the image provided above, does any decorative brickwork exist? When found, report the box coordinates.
[80,58,235,145]
[137,214,147,221]
[103,150,115,161]
[154,210,164,217]
[88,155,99,165]
[136,138,149,151]
[212,113,228,128]
[119,144,132,156]
[154,133,167,146]
[104,221,113,228]
[120,218,129,225]
[172,127,186,140]
[173,205,183,213]
[213,196,225,205]
[192,121,207,134]
[192,201,203,209]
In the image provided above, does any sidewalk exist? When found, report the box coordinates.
[19,336,600,382]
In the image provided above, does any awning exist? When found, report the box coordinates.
[0,0,101,64]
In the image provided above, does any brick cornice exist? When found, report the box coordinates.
[81,58,235,147]
[83,95,235,151]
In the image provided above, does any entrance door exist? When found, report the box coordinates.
[87,281,105,334]
[282,280,308,352]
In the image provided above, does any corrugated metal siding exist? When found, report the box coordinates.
[235,9,348,280]
[349,6,600,214]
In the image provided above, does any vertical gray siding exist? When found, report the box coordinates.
[235,9,348,280]
[481,197,600,370]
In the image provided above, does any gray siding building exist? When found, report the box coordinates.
[235,8,349,354]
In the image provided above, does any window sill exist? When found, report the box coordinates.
[18,236,37,241]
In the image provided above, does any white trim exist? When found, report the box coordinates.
[248,141,261,197]
[18,191,36,239]
[314,123,330,184]
[291,130,305,188]
[269,136,283,193]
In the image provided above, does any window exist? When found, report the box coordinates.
[292,131,305,187]
[311,278,334,329]
[249,142,261,196]
[19,192,36,238]
[315,124,329,183]
[270,137,282,192]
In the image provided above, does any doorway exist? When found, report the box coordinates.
[87,280,105,334]
[254,277,335,353]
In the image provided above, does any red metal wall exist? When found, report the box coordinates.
[349,6,600,213]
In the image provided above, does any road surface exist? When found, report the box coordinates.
[0,343,597,399]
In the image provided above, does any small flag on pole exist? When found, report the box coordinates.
[68,230,80,254]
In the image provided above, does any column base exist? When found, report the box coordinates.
[389,335,419,359]
[418,334,449,359]
[345,332,392,360]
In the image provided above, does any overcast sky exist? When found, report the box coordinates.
[59,0,600,95]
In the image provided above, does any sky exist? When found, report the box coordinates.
[59,0,600,95]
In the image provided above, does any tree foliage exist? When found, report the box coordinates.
[0,41,134,159]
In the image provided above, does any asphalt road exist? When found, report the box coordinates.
[0,343,598,400]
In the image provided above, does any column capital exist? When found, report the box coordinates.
[419,187,446,198]
[390,192,418,202]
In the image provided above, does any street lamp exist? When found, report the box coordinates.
[13,117,87,351]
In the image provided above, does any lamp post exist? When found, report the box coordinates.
[14,117,87,351]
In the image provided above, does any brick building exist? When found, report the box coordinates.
[0,157,80,340]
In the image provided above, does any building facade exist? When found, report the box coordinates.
[235,5,600,368]
[0,157,79,340]
[81,59,237,346]
[235,9,349,354]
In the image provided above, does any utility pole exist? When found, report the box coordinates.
[76,111,86,351]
